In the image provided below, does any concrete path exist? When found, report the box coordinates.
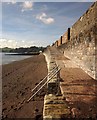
[47,46,97,118]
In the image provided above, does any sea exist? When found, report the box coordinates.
[0,52,32,65]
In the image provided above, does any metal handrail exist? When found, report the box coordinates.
[27,68,61,102]
[31,65,59,92]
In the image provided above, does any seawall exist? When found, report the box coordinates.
[53,2,97,80]
[42,2,97,119]
[43,46,97,119]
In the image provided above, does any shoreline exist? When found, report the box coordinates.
[5,52,40,56]
[1,53,34,65]
[2,54,48,119]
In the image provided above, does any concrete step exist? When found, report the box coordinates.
[43,94,71,120]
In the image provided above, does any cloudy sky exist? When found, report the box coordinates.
[0,0,95,48]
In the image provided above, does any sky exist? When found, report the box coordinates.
[0,0,95,48]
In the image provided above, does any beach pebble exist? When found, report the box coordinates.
[3,85,7,87]
[71,107,80,118]
[25,87,29,90]
[62,96,66,100]
[13,107,17,111]
[35,109,39,112]
[3,114,8,118]
[35,114,42,120]
[17,106,22,110]
[35,82,39,85]
[66,97,71,102]
[11,105,14,109]
[2,108,7,112]
[21,92,25,96]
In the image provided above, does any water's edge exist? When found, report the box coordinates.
[0,52,32,65]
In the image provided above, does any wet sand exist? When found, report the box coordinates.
[2,54,48,119]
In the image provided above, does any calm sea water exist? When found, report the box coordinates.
[0,52,32,65]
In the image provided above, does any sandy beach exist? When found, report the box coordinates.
[2,54,48,119]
